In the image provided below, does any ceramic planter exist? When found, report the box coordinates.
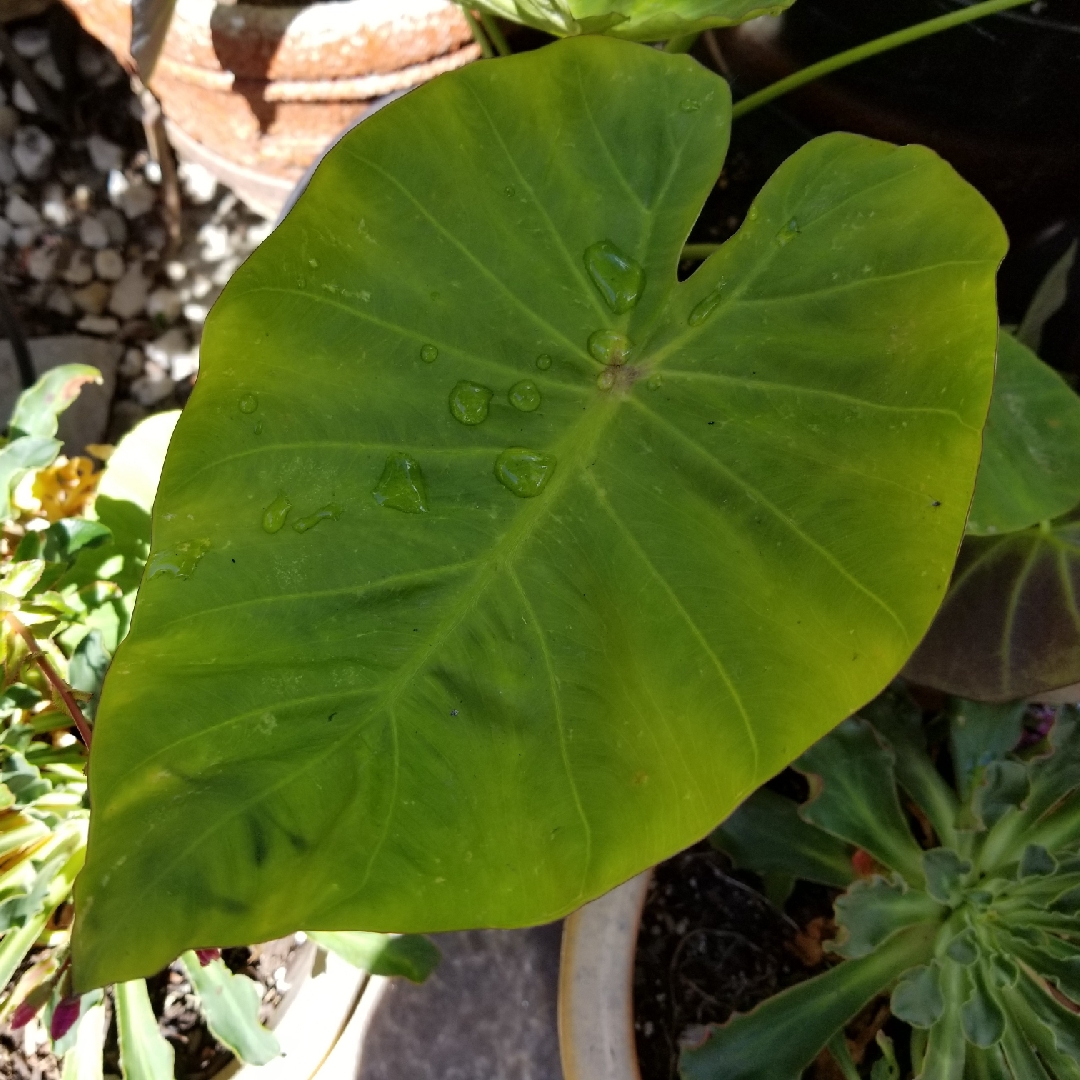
[63,0,479,216]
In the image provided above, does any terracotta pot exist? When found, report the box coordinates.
[63,0,479,216]
[559,871,651,1080]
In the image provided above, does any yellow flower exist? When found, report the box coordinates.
[31,457,99,521]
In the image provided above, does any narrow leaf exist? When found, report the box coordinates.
[179,953,280,1065]
[917,961,966,1079]
[1017,240,1077,353]
[60,1001,106,1080]
[115,979,174,1080]
[306,931,440,983]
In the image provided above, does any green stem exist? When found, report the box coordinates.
[731,0,1033,119]
[459,6,494,59]
[681,243,722,261]
[479,11,511,56]
[665,32,700,53]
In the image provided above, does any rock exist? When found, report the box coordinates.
[12,81,38,114]
[78,215,109,250]
[0,105,18,140]
[182,301,209,325]
[0,144,16,185]
[170,342,199,381]
[12,225,41,248]
[6,193,40,227]
[46,287,74,317]
[62,249,94,285]
[197,223,231,262]
[146,287,181,322]
[40,183,69,226]
[77,314,120,335]
[144,160,162,184]
[108,263,148,318]
[189,273,213,299]
[13,126,54,180]
[98,208,127,246]
[107,171,156,219]
[93,248,124,282]
[120,346,144,378]
[142,223,166,252]
[72,185,92,214]
[87,134,123,175]
[0,335,121,454]
[71,281,110,315]
[165,260,187,283]
[25,246,55,282]
[33,54,64,92]
[177,161,217,205]
[210,256,240,285]
[246,221,274,248]
[0,220,11,248]
[12,27,50,60]
[130,360,175,406]
[76,41,106,80]
[145,328,190,370]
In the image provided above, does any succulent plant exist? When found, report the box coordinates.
[693,689,1080,1080]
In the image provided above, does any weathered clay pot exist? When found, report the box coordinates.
[63,0,479,216]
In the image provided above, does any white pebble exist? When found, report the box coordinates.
[46,287,74,316]
[87,134,123,174]
[177,160,217,204]
[0,105,17,140]
[120,346,144,377]
[12,82,37,114]
[12,225,41,247]
[76,314,120,335]
[147,287,181,322]
[169,343,199,381]
[13,126,54,179]
[108,264,148,318]
[131,361,175,405]
[165,260,187,283]
[63,249,94,285]
[26,246,55,282]
[12,28,50,59]
[93,248,124,282]
[33,54,64,92]
[144,160,162,184]
[108,171,156,219]
[245,221,274,248]
[6,194,40,227]
[40,183,69,227]
[146,328,190,368]
[197,223,231,262]
[189,273,212,299]
[79,216,109,249]
[182,302,209,325]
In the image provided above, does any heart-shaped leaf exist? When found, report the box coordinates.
[967,333,1080,537]
[471,0,794,40]
[73,38,1003,990]
[904,515,1080,701]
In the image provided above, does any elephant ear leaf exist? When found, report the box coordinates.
[73,37,1003,990]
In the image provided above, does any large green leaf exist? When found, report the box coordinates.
[904,515,1080,701]
[967,334,1080,537]
[73,38,1003,990]
[470,0,793,40]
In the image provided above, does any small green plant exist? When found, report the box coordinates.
[701,692,1080,1080]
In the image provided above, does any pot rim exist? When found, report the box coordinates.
[558,870,652,1080]
[171,0,466,36]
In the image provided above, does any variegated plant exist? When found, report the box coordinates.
[696,690,1080,1080]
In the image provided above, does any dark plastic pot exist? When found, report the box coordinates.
[713,0,1080,241]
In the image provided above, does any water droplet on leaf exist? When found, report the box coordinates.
[679,99,700,112]
[688,285,724,326]
[647,373,662,390]
[494,448,556,498]
[262,492,292,533]
[238,394,258,414]
[374,454,428,513]
[449,381,493,425]
[308,258,318,268]
[420,344,439,363]
[504,185,516,197]
[293,503,344,533]
[508,379,541,412]
[147,538,211,579]
[776,219,800,246]
[254,419,263,434]
[596,370,616,391]
[584,240,645,314]
[588,329,632,365]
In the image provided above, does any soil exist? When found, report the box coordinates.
[0,936,301,1080]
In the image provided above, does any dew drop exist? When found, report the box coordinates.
[584,240,645,313]
[420,344,439,363]
[254,419,263,434]
[308,258,318,268]
[679,99,700,112]
[688,284,724,326]
[596,370,616,391]
[494,447,556,498]
[776,218,800,246]
[238,394,258,414]
[374,454,428,513]
[535,353,552,371]
[262,492,292,533]
[647,373,662,390]
[588,329,632,366]
[147,538,211,580]
[508,379,541,412]
[449,380,493,425]
[747,206,760,223]
[504,185,516,198]
[293,502,344,533]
